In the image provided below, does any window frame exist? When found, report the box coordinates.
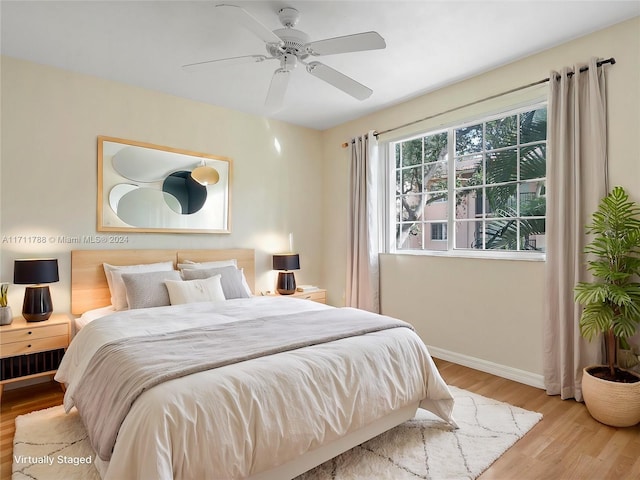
[386,101,547,261]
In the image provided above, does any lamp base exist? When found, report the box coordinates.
[276,271,296,295]
[22,286,53,322]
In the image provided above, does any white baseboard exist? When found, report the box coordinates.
[428,345,545,389]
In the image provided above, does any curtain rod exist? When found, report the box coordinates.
[341,57,615,148]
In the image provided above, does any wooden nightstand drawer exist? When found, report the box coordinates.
[2,335,69,357]
[1,323,68,345]
[294,290,326,303]
[267,288,327,304]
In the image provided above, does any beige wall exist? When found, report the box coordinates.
[321,17,640,383]
[0,56,325,312]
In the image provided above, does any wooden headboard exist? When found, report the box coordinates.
[71,249,255,315]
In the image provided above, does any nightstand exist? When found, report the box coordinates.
[0,313,71,400]
[267,289,327,304]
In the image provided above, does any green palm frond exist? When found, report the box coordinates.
[575,282,608,304]
[579,303,614,340]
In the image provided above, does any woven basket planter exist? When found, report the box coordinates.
[582,366,640,427]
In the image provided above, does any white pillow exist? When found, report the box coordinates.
[103,261,174,311]
[177,259,237,270]
[165,275,226,305]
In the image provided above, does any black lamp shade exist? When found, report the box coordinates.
[14,259,59,284]
[14,259,59,322]
[272,254,300,271]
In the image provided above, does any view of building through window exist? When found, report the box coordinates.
[393,104,547,254]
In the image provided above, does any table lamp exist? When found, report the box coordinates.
[272,254,300,295]
[14,258,59,322]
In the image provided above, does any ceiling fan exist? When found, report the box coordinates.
[182,4,386,110]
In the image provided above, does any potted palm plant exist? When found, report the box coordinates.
[574,186,640,427]
[0,282,12,325]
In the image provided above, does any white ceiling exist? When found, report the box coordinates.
[1,1,638,130]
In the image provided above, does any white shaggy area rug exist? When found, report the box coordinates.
[12,386,541,480]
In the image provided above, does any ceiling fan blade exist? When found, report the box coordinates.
[182,55,270,71]
[216,4,283,45]
[265,69,290,110]
[306,62,372,100]
[306,31,385,56]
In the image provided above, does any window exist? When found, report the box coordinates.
[430,223,447,241]
[391,103,546,256]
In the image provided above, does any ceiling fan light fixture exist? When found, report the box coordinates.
[191,164,220,186]
[281,54,297,71]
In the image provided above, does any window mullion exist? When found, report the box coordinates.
[447,129,455,251]
[421,139,425,251]
[516,112,521,251]
[482,120,487,250]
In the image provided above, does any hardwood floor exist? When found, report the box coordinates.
[435,359,640,480]
[1,360,638,480]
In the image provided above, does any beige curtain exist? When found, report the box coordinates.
[346,131,380,313]
[544,58,608,401]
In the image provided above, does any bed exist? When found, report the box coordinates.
[57,248,455,480]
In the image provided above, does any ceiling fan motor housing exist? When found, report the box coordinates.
[268,28,310,59]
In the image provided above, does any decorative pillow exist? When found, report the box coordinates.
[103,261,174,311]
[182,266,250,299]
[120,270,181,310]
[177,259,237,270]
[165,275,225,305]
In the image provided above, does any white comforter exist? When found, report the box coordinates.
[56,297,455,480]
